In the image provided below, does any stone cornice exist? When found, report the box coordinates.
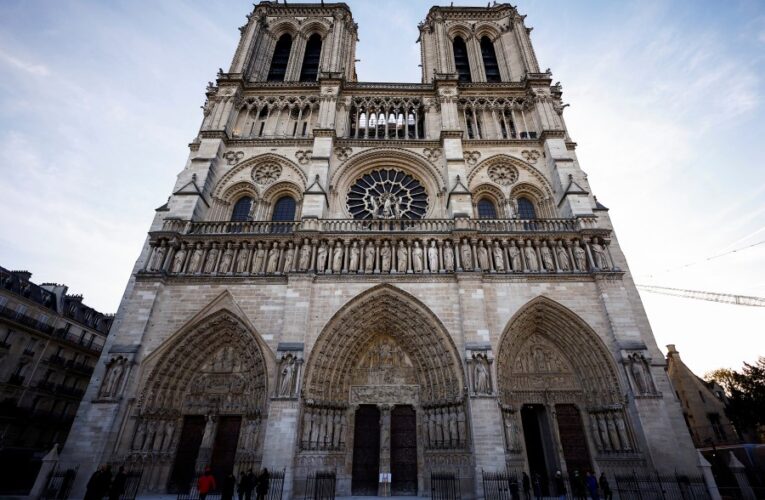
[335,138,440,148]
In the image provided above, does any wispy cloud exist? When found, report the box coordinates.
[0,48,49,76]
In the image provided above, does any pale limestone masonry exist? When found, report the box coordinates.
[60,2,700,498]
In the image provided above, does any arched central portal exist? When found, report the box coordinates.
[299,285,469,496]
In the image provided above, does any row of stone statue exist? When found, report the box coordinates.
[145,236,614,276]
[301,405,347,451]
[131,418,176,453]
[589,410,633,453]
[423,404,469,450]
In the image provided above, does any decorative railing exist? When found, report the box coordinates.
[144,217,616,278]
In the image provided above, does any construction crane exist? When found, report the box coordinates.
[636,284,765,308]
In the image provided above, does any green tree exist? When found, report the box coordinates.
[706,357,765,441]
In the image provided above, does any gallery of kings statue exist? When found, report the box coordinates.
[59,2,702,498]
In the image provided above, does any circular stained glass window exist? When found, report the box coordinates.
[346,169,428,220]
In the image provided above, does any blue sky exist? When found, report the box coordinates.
[0,0,763,375]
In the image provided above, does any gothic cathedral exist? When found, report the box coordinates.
[61,2,699,498]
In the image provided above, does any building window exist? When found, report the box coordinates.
[517,197,536,219]
[300,34,322,82]
[267,33,292,81]
[271,196,296,221]
[453,37,471,82]
[480,37,501,82]
[477,199,498,219]
[231,197,254,222]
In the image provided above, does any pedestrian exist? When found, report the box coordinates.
[533,472,543,500]
[255,468,270,500]
[585,471,599,500]
[83,465,106,500]
[245,469,256,500]
[198,467,216,500]
[237,472,247,500]
[554,471,566,500]
[599,473,612,500]
[509,475,520,500]
[109,466,127,500]
[222,472,236,500]
[522,472,531,500]
[572,470,586,500]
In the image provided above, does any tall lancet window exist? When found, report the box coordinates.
[231,196,254,222]
[480,37,501,82]
[267,34,292,81]
[300,34,322,82]
[453,36,472,82]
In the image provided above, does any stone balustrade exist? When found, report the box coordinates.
[143,218,618,277]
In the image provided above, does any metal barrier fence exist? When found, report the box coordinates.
[42,465,79,500]
[613,472,710,500]
[303,470,336,500]
[176,473,221,500]
[266,469,286,500]
[431,471,461,500]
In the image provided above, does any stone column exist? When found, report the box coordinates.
[378,405,392,496]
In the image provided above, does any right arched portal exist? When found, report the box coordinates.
[496,296,636,485]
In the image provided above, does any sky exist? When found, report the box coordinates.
[0,0,763,376]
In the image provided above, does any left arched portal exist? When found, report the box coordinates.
[124,309,269,493]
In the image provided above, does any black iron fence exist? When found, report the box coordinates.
[431,471,461,500]
[176,473,221,500]
[303,470,336,500]
[613,472,709,500]
[266,469,286,500]
[42,465,79,500]
[106,465,143,500]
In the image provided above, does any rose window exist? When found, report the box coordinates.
[347,169,428,220]
[252,163,282,185]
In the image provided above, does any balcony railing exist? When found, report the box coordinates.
[146,217,616,278]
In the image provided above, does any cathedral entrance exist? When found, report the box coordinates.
[168,416,206,493]
[520,405,554,492]
[210,416,242,487]
[556,404,592,475]
[351,405,381,495]
[391,405,417,495]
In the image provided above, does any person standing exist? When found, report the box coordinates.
[109,466,127,500]
[83,465,105,500]
[237,472,247,500]
[245,470,256,500]
[222,472,236,500]
[599,473,612,500]
[553,471,566,500]
[198,467,216,500]
[255,468,270,500]
[585,471,600,500]
[522,472,531,500]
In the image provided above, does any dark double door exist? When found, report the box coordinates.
[351,405,418,496]
[168,415,242,492]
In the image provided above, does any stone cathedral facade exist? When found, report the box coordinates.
[61,2,699,497]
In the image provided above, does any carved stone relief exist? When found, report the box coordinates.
[624,351,658,397]
[463,151,481,166]
[487,163,518,186]
[251,163,282,185]
[98,355,129,400]
[423,147,442,163]
[466,347,494,396]
[275,345,304,399]
[295,150,312,165]
[521,150,540,164]
[223,151,245,165]
[334,146,352,161]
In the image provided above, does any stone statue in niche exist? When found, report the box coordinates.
[349,241,360,272]
[189,243,204,273]
[412,241,424,272]
[278,355,297,397]
[219,244,234,273]
[149,242,167,271]
[556,241,570,271]
[266,243,280,273]
[628,353,656,395]
[428,241,439,272]
[524,241,539,271]
[508,241,522,271]
[540,241,554,271]
[396,241,408,272]
[493,241,505,272]
[316,242,328,272]
[203,245,219,273]
[473,354,491,394]
[591,237,609,269]
[163,419,176,451]
[460,239,473,270]
[132,420,146,450]
[236,244,249,273]
[477,241,490,271]
[99,356,127,399]
[200,414,216,448]
[252,242,266,273]
[282,242,295,272]
[299,240,312,271]
[573,241,587,271]
[171,245,187,273]
[443,241,455,271]
[503,411,521,451]
[332,243,344,272]
[366,243,377,272]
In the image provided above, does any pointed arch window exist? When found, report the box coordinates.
[480,36,501,82]
[231,196,254,222]
[271,196,296,221]
[477,198,498,219]
[517,197,537,219]
[453,36,472,82]
[267,34,292,81]
[300,33,322,82]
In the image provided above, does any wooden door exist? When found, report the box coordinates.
[391,405,417,495]
[351,405,380,495]
[168,416,206,493]
[555,404,593,475]
[210,416,242,488]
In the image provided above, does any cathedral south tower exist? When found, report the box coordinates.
[61,3,700,498]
